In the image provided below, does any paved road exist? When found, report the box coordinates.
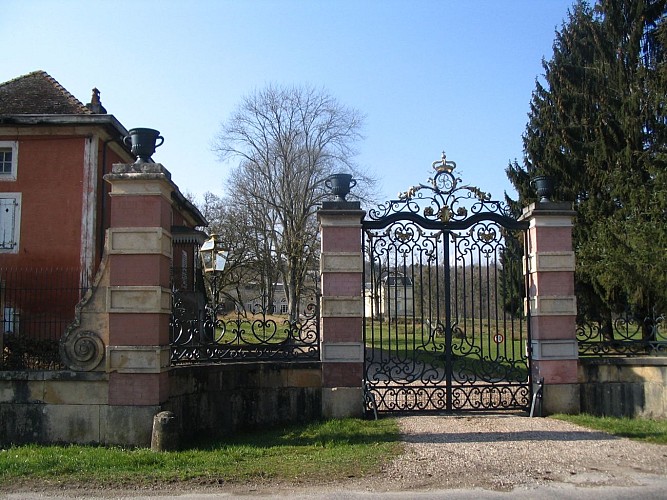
[5,481,667,500]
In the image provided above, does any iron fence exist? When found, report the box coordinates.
[577,307,666,356]
[0,268,84,370]
[169,292,320,364]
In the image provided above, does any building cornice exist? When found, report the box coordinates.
[0,114,129,136]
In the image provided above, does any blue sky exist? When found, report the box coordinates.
[1,0,575,206]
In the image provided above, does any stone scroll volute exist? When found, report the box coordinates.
[59,246,111,372]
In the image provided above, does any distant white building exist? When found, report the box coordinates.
[364,274,414,319]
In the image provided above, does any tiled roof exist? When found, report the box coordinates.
[0,70,92,115]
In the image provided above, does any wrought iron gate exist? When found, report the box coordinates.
[363,154,531,413]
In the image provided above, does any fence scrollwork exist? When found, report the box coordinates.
[170,291,320,364]
[577,307,666,357]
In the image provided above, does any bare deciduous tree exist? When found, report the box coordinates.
[213,84,373,320]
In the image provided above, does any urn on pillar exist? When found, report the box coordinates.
[531,175,555,203]
[325,173,357,202]
[123,128,164,164]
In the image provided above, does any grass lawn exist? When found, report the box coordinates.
[0,418,402,488]
[364,320,530,380]
[551,413,667,445]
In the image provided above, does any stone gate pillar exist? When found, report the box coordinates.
[104,162,174,438]
[318,200,366,418]
[520,201,580,414]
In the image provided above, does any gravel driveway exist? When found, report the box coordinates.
[364,414,667,492]
[3,415,667,499]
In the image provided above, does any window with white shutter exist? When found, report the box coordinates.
[0,193,21,252]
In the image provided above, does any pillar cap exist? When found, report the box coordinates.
[108,162,172,179]
[104,163,207,227]
[519,201,575,221]
[318,201,366,220]
[321,200,362,210]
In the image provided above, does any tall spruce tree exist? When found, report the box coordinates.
[507,0,667,332]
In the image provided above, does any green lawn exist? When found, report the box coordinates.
[364,319,529,380]
[0,418,402,488]
[551,414,667,445]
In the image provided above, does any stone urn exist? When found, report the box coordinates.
[532,175,555,203]
[123,128,164,164]
[325,173,357,202]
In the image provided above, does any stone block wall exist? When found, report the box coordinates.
[579,357,667,418]
[166,363,322,441]
[0,371,159,445]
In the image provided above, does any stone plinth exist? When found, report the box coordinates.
[318,201,365,418]
[104,163,175,407]
[520,201,580,414]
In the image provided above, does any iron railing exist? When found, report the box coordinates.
[577,308,666,356]
[0,268,84,370]
[169,289,320,364]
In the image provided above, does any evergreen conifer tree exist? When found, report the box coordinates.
[507,0,667,334]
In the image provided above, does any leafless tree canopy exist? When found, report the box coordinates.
[212,84,373,319]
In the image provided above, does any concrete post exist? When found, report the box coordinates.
[103,163,174,436]
[317,201,366,418]
[520,201,580,414]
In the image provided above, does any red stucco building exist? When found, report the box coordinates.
[0,71,134,285]
[0,71,205,363]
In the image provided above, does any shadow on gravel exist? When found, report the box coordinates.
[401,430,616,443]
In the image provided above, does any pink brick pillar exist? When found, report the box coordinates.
[104,163,174,407]
[520,201,580,414]
[318,201,366,418]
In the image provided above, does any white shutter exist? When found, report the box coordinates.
[0,194,20,251]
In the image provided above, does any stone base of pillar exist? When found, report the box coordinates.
[321,387,363,419]
[542,383,580,415]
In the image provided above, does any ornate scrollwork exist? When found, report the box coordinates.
[59,329,105,371]
[577,307,666,357]
[368,151,514,224]
[170,292,320,364]
[362,151,532,414]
